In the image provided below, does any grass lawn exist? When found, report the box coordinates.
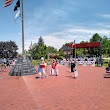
[32,60,40,66]
[103,59,109,67]
[32,59,53,66]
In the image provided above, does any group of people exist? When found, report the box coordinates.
[1,56,79,79]
[37,57,78,79]
[37,57,59,78]
[0,58,15,71]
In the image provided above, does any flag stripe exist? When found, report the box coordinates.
[14,0,20,11]
[4,0,13,7]
[15,10,21,20]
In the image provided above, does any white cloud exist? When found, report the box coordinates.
[19,27,110,53]
[16,2,110,53]
[99,14,110,19]
[95,22,110,29]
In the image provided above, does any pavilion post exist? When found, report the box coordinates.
[75,41,76,62]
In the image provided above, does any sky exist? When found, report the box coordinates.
[0,0,110,53]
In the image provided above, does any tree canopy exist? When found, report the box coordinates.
[0,41,18,58]
[29,33,110,59]
[31,36,57,59]
[60,33,110,57]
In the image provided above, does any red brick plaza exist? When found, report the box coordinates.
[0,65,110,110]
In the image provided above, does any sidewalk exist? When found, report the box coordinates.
[0,65,110,110]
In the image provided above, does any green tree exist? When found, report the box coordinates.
[90,33,102,42]
[89,33,102,56]
[38,36,44,45]
[0,41,18,58]
[102,36,110,56]
[32,36,58,59]
[47,46,57,53]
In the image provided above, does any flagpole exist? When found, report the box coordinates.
[75,41,76,63]
[21,0,24,56]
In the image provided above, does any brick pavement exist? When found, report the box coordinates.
[0,65,110,110]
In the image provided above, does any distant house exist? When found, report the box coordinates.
[60,45,71,59]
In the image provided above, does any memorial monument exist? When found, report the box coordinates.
[9,57,37,76]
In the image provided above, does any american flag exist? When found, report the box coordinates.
[4,0,13,7]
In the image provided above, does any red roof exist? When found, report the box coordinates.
[67,42,101,49]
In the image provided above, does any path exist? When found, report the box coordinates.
[0,65,110,110]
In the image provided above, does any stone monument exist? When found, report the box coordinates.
[9,57,37,76]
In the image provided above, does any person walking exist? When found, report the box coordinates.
[6,58,10,68]
[0,58,7,71]
[11,59,15,67]
[69,59,78,78]
[38,57,47,78]
[50,59,59,76]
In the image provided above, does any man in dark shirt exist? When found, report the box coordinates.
[70,61,76,72]
[69,59,76,77]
